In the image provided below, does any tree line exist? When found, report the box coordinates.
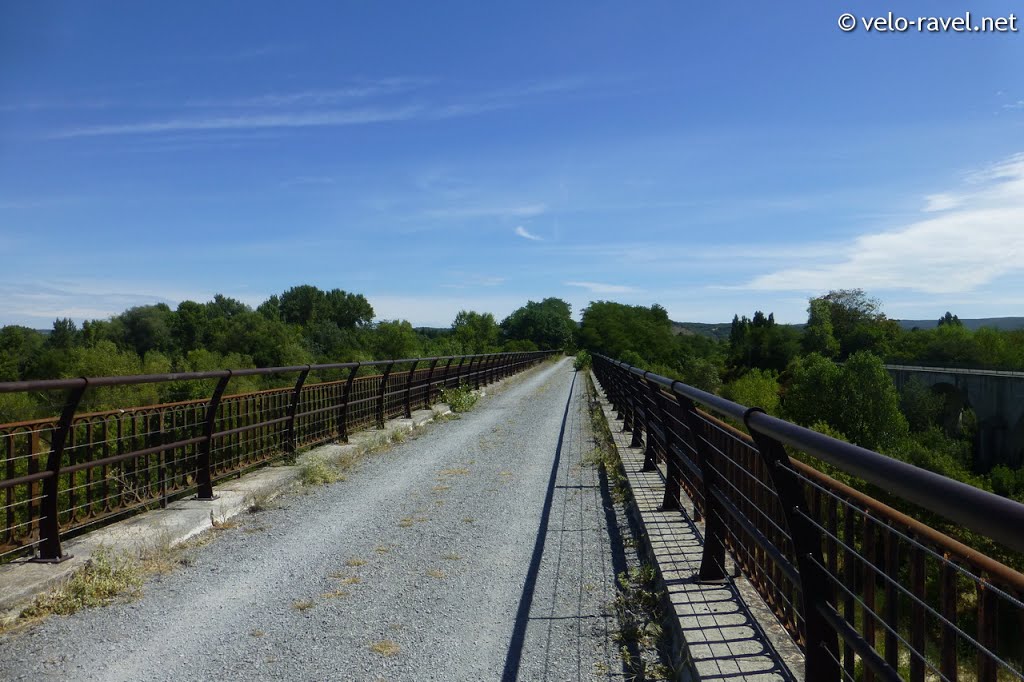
[0,287,576,421]
[575,290,1024,507]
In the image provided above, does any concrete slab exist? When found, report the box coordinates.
[591,375,804,682]
[0,403,452,624]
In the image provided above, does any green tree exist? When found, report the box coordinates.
[802,298,839,358]
[372,320,422,360]
[0,326,45,381]
[501,298,575,350]
[452,310,500,354]
[723,369,780,415]
[279,285,327,325]
[117,304,175,356]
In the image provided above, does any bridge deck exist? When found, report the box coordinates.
[0,358,637,681]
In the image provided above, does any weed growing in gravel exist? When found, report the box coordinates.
[21,548,142,618]
[299,457,346,486]
[245,489,280,514]
[432,484,450,492]
[437,467,470,478]
[209,508,239,530]
[391,429,407,443]
[335,576,361,585]
[442,553,461,561]
[344,558,367,567]
[321,589,350,599]
[426,568,446,579]
[292,599,315,611]
[439,385,478,412]
[398,517,414,528]
[251,629,266,637]
[369,640,400,657]
[374,545,392,554]
[462,517,475,524]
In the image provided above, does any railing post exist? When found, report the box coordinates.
[455,356,466,388]
[338,364,359,442]
[284,367,311,460]
[423,359,439,409]
[403,360,419,419]
[376,362,394,429]
[744,407,840,682]
[34,380,88,562]
[649,380,681,511]
[197,372,231,500]
[641,375,659,469]
[679,394,727,582]
[471,356,481,390]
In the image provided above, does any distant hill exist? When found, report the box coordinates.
[671,322,732,341]
[671,320,806,341]
[895,317,1024,331]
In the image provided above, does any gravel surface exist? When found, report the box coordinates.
[0,358,631,681]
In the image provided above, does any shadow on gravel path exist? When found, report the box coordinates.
[501,370,577,682]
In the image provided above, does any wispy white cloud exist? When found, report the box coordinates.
[741,152,1024,294]
[49,107,425,139]
[922,193,960,212]
[184,79,429,108]
[514,225,543,241]
[47,77,592,140]
[1001,100,1024,110]
[565,281,640,294]
[422,203,547,220]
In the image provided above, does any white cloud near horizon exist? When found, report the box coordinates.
[514,226,542,241]
[564,281,640,294]
[742,152,1024,295]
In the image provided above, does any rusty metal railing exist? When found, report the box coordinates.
[593,354,1024,682]
[0,350,557,562]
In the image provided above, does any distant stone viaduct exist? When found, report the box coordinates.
[885,364,1024,470]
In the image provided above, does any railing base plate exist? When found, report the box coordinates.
[30,553,74,564]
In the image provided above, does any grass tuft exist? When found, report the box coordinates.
[299,457,346,487]
[21,548,142,618]
[439,385,479,412]
[369,640,400,657]
[292,599,315,611]
[426,568,446,579]
[344,558,367,567]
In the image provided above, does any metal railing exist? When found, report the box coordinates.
[592,354,1024,682]
[0,350,557,562]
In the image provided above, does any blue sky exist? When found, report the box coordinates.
[2,1,1023,329]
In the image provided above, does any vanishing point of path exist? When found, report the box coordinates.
[0,358,632,681]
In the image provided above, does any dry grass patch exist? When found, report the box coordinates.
[251,629,266,637]
[292,599,315,611]
[462,517,475,524]
[369,640,400,657]
[374,545,392,555]
[432,484,451,492]
[337,576,362,585]
[442,553,461,561]
[344,558,367,567]
[398,517,414,528]
[321,589,350,599]
[426,568,446,579]
[20,548,142,619]
[437,467,470,477]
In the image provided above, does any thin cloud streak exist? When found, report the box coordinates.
[565,281,640,294]
[514,226,543,241]
[49,107,425,139]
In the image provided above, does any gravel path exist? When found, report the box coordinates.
[0,358,630,681]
